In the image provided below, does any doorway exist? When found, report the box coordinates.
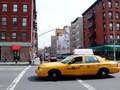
[13,50,20,61]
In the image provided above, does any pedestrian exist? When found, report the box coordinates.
[48,55,51,62]
[39,54,42,64]
[3,56,8,63]
[14,54,18,64]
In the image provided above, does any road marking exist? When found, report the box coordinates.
[6,65,31,90]
[76,79,96,90]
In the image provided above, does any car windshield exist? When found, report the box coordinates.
[61,55,73,64]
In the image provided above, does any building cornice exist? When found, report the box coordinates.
[82,0,102,15]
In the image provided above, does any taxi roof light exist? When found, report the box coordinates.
[73,49,94,55]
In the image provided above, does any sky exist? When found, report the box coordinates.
[36,0,96,49]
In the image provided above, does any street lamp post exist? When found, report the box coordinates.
[113,9,120,61]
[113,10,116,61]
[113,31,116,61]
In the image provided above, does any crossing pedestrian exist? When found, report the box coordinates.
[39,54,42,64]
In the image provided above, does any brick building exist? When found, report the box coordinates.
[0,0,37,62]
[82,0,120,60]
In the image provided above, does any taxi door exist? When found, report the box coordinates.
[82,56,101,75]
[64,56,85,76]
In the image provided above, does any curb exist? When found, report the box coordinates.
[0,63,38,66]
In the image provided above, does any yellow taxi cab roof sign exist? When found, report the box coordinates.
[73,49,93,55]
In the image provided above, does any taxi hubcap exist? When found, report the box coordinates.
[53,73,57,77]
[102,71,105,75]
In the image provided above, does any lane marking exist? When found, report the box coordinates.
[6,65,31,90]
[76,79,96,90]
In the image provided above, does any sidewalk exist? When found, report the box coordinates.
[0,58,40,66]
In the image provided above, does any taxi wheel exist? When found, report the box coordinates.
[48,70,61,81]
[98,68,109,79]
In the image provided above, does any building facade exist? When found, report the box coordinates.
[56,27,71,55]
[51,36,57,56]
[0,0,37,62]
[82,0,120,60]
[70,17,83,52]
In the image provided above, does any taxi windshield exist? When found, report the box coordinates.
[61,56,73,64]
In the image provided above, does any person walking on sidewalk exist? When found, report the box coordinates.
[39,54,42,64]
[3,56,8,63]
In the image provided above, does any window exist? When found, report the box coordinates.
[104,35,106,43]
[115,1,119,8]
[109,22,113,30]
[71,57,82,64]
[22,17,27,27]
[116,12,120,19]
[1,31,6,41]
[117,35,120,39]
[103,23,106,30]
[110,34,113,40]
[2,3,7,12]
[102,2,105,9]
[12,17,17,26]
[117,34,120,42]
[103,12,106,19]
[108,0,112,8]
[12,32,17,40]
[23,4,28,12]
[13,4,18,12]
[116,23,120,30]
[22,32,27,40]
[85,56,99,63]
[110,34,114,41]
[108,11,113,19]
[2,16,7,26]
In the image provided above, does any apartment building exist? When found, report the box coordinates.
[82,0,120,60]
[70,17,83,52]
[0,0,37,62]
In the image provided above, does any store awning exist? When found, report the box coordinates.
[89,45,120,52]
[12,45,21,50]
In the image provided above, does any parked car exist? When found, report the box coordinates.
[50,55,57,62]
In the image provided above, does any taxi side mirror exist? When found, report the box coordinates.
[102,58,106,60]
[68,62,72,64]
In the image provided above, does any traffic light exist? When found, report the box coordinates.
[57,31,62,36]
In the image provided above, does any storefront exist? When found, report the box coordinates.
[0,42,31,62]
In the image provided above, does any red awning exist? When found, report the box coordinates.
[12,45,21,50]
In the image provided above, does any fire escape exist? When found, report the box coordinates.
[87,12,96,46]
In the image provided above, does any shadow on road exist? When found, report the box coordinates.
[28,75,115,82]
[77,75,115,80]
[28,76,45,82]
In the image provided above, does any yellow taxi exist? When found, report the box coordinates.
[35,49,120,80]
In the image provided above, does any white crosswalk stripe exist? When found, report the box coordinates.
[76,79,96,90]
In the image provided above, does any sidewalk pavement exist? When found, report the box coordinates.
[0,58,40,66]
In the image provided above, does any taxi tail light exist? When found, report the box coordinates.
[117,63,118,67]
[38,67,40,70]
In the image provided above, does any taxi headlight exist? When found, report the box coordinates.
[38,67,46,71]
